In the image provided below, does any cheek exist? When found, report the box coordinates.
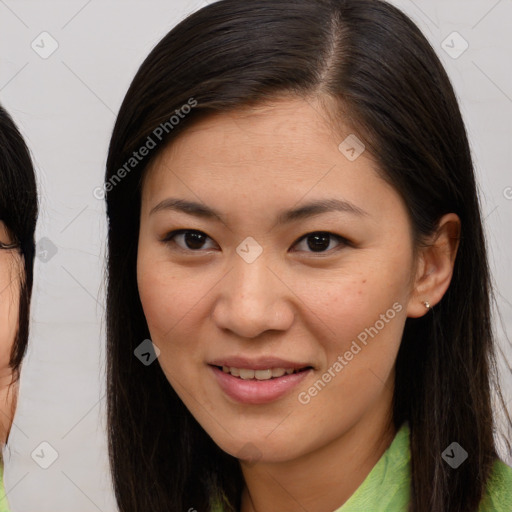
[295,257,410,336]
[0,276,20,368]
[136,253,216,410]
[136,252,210,356]
[288,250,412,409]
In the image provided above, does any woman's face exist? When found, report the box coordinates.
[137,97,419,463]
[0,221,21,380]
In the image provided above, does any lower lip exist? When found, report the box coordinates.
[210,365,312,405]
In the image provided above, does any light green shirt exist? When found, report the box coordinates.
[214,421,512,511]
[0,463,9,512]
[337,422,512,511]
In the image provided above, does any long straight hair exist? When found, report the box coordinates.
[0,105,38,377]
[104,1,512,510]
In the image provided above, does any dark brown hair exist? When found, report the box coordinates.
[104,1,512,510]
[0,104,38,378]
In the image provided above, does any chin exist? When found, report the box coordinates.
[209,432,308,466]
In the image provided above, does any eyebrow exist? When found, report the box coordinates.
[149,197,368,226]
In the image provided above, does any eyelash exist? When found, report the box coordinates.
[0,241,19,250]
[160,229,352,255]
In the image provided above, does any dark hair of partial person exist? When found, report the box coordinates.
[0,104,38,379]
[104,0,512,510]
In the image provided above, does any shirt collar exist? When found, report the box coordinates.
[335,421,411,511]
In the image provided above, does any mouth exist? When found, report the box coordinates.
[215,365,313,380]
[209,362,314,404]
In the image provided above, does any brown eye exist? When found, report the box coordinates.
[162,230,216,252]
[293,232,349,253]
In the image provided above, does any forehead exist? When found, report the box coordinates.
[145,98,370,183]
[186,98,340,152]
[140,96,405,226]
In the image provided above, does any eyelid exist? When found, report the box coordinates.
[0,241,20,250]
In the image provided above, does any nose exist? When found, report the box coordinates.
[210,255,295,339]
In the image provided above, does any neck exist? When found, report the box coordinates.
[240,382,396,512]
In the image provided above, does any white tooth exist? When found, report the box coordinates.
[230,367,240,377]
[255,369,272,380]
[222,366,230,373]
[285,369,294,375]
[271,368,286,378]
[239,368,255,380]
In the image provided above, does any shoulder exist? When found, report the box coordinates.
[479,458,512,512]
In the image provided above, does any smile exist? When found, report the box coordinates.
[220,366,310,380]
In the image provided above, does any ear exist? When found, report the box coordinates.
[407,213,461,318]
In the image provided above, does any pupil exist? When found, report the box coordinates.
[307,233,330,252]
[185,232,205,250]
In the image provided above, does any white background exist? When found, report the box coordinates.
[0,0,511,510]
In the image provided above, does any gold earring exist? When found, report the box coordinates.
[423,300,431,310]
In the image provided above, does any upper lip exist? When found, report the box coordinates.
[208,356,312,370]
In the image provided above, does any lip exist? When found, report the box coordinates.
[209,364,313,405]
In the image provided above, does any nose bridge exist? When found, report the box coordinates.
[212,248,293,337]
[230,250,276,311]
